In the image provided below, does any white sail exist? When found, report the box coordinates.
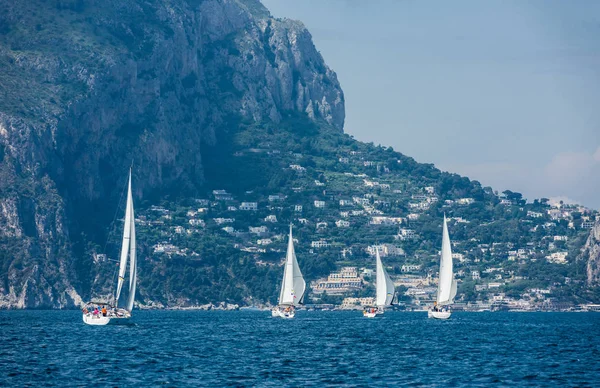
[375,248,395,307]
[115,170,133,303]
[449,278,457,303]
[278,225,306,306]
[436,215,455,306]
[125,189,137,312]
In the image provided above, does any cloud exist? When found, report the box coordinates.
[542,147,600,209]
[544,147,600,186]
[548,196,579,207]
[594,146,600,162]
[441,148,600,210]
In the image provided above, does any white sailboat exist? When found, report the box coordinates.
[272,225,306,319]
[428,215,457,320]
[364,248,395,318]
[83,169,137,325]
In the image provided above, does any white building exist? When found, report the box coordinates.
[546,251,568,264]
[189,219,205,227]
[367,244,405,257]
[249,226,268,235]
[336,220,350,228]
[370,216,405,225]
[240,202,258,211]
[314,200,326,208]
[289,164,306,172]
[294,205,303,212]
[457,198,475,205]
[451,253,465,262]
[396,228,416,241]
[353,197,370,206]
[212,190,233,201]
[214,218,234,225]
[264,215,278,223]
[311,240,330,248]
[401,264,421,272]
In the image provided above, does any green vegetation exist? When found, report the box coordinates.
[88,113,599,307]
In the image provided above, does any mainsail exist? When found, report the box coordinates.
[114,169,137,312]
[436,215,455,306]
[278,225,306,306]
[375,248,395,307]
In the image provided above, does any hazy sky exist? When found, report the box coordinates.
[262,0,600,209]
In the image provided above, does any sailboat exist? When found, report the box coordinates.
[272,225,306,319]
[364,247,395,318]
[428,215,457,320]
[82,169,137,325]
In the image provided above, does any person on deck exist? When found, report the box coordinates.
[101,306,107,317]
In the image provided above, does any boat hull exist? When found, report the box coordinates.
[83,314,111,325]
[428,310,451,319]
[363,308,383,318]
[82,308,132,326]
[271,307,295,319]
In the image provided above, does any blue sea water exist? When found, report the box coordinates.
[1,311,599,387]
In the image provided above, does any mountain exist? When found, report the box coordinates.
[0,0,598,309]
[0,0,343,307]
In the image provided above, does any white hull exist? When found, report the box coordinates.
[83,314,112,325]
[82,308,132,326]
[363,308,383,318]
[271,307,295,319]
[428,310,451,319]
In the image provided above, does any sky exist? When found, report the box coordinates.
[262,0,600,209]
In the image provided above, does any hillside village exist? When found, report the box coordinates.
[94,125,599,311]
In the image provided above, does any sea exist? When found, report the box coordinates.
[1,310,599,387]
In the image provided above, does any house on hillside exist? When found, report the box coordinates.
[212,190,233,201]
[240,202,258,211]
[336,220,350,228]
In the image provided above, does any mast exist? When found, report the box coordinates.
[114,169,133,306]
[126,182,137,312]
[436,215,455,305]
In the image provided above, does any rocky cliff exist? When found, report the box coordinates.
[583,223,600,285]
[0,0,344,308]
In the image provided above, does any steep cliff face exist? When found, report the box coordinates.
[582,223,600,285]
[0,0,344,307]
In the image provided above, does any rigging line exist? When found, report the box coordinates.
[103,173,130,255]
[90,171,130,299]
